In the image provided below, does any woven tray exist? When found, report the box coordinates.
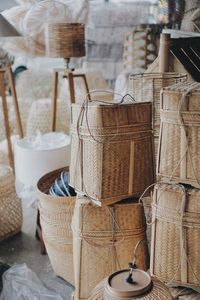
[70,101,155,205]
[37,167,75,285]
[157,82,200,188]
[0,164,22,241]
[72,196,149,300]
[150,183,200,290]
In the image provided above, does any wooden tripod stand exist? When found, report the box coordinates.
[50,68,91,131]
[0,66,23,168]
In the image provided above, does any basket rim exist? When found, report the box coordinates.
[37,166,69,196]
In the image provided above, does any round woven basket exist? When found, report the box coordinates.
[45,23,85,58]
[89,276,173,300]
[0,164,22,241]
[26,98,70,136]
[37,167,75,285]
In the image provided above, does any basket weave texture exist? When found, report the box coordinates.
[88,277,173,300]
[26,98,70,136]
[157,82,200,188]
[37,167,75,285]
[150,183,200,289]
[45,23,85,58]
[70,102,155,205]
[130,73,187,159]
[0,164,22,241]
[72,196,149,300]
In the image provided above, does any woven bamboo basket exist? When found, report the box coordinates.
[157,82,200,188]
[170,286,200,299]
[45,23,85,58]
[88,274,173,300]
[0,164,22,241]
[26,98,70,136]
[150,183,200,290]
[72,196,149,300]
[37,167,75,285]
[130,73,187,161]
[70,101,155,205]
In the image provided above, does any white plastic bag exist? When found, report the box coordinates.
[0,264,64,300]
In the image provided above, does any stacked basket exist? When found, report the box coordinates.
[150,82,200,293]
[69,96,156,299]
[130,72,187,160]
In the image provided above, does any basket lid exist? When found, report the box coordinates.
[106,269,152,298]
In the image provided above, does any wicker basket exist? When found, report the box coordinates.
[0,164,22,241]
[72,196,149,300]
[157,82,200,187]
[88,275,173,300]
[70,101,155,205]
[37,167,75,285]
[130,73,187,160]
[45,23,85,58]
[26,98,70,136]
[150,183,200,290]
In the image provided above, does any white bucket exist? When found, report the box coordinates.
[14,132,70,186]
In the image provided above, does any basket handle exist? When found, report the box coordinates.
[85,89,136,104]
[126,239,148,284]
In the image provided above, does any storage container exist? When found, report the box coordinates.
[130,73,187,160]
[72,196,149,299]
[70,101,155,205]
[0,164,22,241]
[37,167,75,285]
[88,270,173,300]
[157,82,200,188]
[150,183,200,290]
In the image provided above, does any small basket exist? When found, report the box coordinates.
[37,167,75,285]
[0,164,22,241]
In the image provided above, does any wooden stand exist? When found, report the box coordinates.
[0,66,23,168]
[51,68,90,131]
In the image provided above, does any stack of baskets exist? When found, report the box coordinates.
[150,82,200,293]
[69,97,156,299]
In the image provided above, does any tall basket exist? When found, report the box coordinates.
[130,72,187,160]
[37,167,75,285]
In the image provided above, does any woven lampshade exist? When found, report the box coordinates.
[45,22,85,58]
